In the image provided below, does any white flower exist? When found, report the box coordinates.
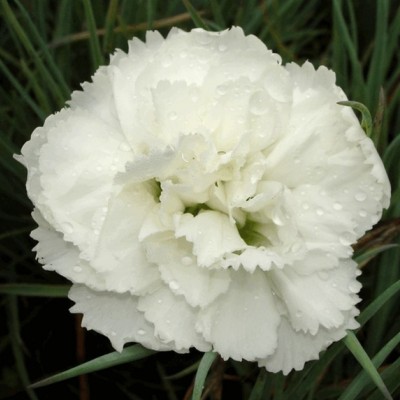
[18,27,390,374]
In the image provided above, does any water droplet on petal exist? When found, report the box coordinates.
[73,266,82,273]
[168,111,177,121]
[249,91,268,115]
[157,299,162,304]
[348,281,360,293]
[119,143,131,152]
[216,84,228,96]
[137,329,146,336]
[218,43,227,52]
[316,208,324,216]
[359,210,367,218]
[302,203,310,210]
[333,202,343,210]
[339,232,354,246]
[331,282,337,288]
[295,311,303,318]
[169,281,180,291]
[355,192,367,202]
[111,331,117,337]
[62,223,74,234]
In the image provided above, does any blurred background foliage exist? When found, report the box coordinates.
[0,0,399,399]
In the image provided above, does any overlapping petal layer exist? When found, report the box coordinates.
[20,27,390,374]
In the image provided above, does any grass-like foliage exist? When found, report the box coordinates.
[1,0,399,399]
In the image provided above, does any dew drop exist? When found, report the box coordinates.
[331,282,337,288]
[96,165,103,172]
[254,295,260,300]
[181,256,193,266]
[316,208,324,216]
[295,311,303,318]
[348,281,360,293]
[302,202,310,210]
[137,329,146,336]
[165,319,171,325]
[168,111,177,121]
[218,43,228,52]
[359,209,367,218]
[333,202,343,211]
[119,143,131,152]
[157,299,162,304]
[216,84,228,95]
[339,232,354,246]
[294,157,300,164]
[73,266,82,273]
[86,295,92,300]
[169,280,180,290]
[249,91,268,115]
[62,223,74,234]
[111,331,117,336]
[355,192,367,202]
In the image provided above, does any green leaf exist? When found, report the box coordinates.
[181,0,209,30]
[339,331,400,400]
[82,0,105,69]
[30,344,156,388]
[249,368,268,400]
[343,331,392,400]
[0,284,70,297]
[358,279,400,326]
[191,351,217,400]
[354,244,399,269]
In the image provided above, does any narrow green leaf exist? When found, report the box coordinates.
[339,331,400,400]
[0,284,70,297]
[30,344,156,388]
[82,0,105,69]
[165,361,201,380]
[337,101,373,138]
[358,279,400,326]
[354,244,399,269]
[343,331,392,400]
[181,0,209,30]
[103,0,119,53]
[249,368,268,400]
[191,352,217,400]
[6,295,39,400]
[1,0,66,106]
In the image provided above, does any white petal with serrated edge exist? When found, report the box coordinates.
[31,209,105,290]
[69,285,171,352]
[258,311,359,375]
[270,260,360,334]
[137,285,210,352]
[90,183,161,295]
[174,210,246,267]
[197,269,280,361]
[144,236,231,308]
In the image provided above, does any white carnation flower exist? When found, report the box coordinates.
[18,27,390,374]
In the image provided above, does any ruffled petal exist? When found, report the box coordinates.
[197,269,280,361]
[137,285,210,352]
[69,285,171,352]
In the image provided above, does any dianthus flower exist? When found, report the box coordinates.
[18,27,390,374]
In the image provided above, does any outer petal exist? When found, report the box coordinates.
[197,269,280,361]
[69,284,172,352]
[270,259,360,334]
[144,236,231,308]
[258,311,359,375]
[137,285,210,352]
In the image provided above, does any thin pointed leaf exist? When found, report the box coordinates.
[181,0,209,30]
[191,352,217,400]
[0,284,70,297]
[30,344,156,388]
[249,368,268,400]
[343,331,392,400]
